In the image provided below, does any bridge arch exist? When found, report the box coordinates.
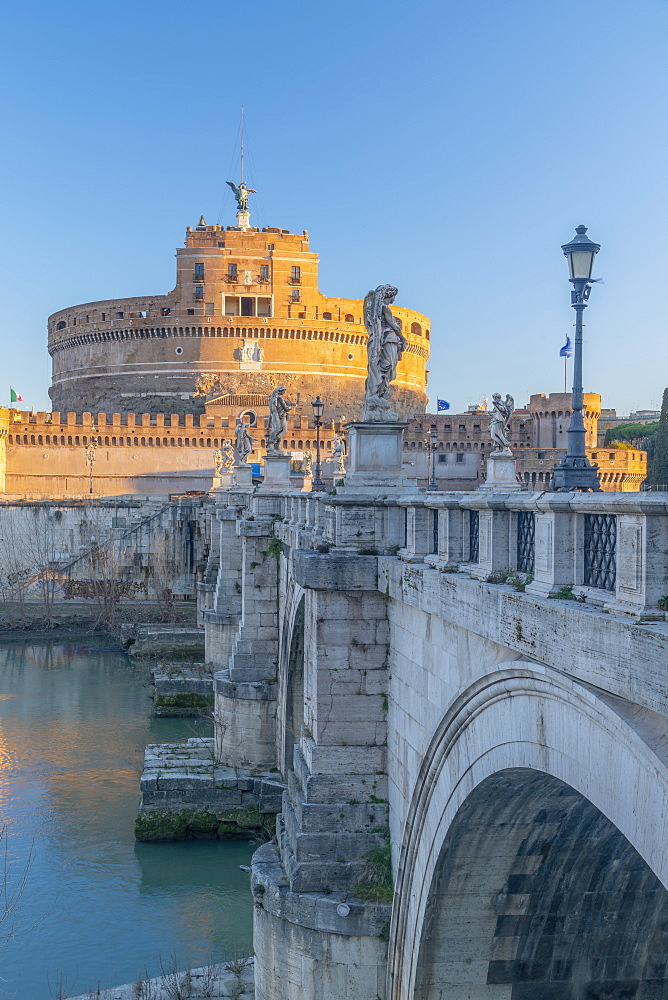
[390,662,668,999]
[276,584,306,776]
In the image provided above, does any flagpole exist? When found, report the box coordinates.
[564,355,567,394]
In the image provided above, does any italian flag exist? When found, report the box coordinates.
[10,388,24,404]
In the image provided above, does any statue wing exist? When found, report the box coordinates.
[226,180,239,197]
[505,395,515,416]
[247,188,257,194]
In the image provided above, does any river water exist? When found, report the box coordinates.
[0,640,254,999]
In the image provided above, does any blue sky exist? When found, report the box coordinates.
[1,0,667,416]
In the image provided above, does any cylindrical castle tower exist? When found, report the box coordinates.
[48,216,430,418]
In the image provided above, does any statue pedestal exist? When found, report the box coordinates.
[341,422,418,493]
[212,471,235,491]
[236,210,250,230]
[479,450,521,491]
[261,454,292,491]
[233,464,254,487]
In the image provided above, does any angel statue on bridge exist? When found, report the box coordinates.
[362,284,407,422]
[226,180,257,213]
[489,393,515,453]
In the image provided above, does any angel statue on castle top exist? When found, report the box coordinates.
[226,180,257,213]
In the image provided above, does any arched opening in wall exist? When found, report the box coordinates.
[280,596,305,776]
[413,769,668,1000]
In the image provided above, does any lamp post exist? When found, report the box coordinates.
[311,396,325,489]
[551,225,601,492]
[427,430,438,491]
[86,425,98,495]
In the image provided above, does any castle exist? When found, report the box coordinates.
[47,215,430,421]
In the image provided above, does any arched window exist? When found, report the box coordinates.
[425,330,430,340]
[134,437,139,446]
[177,437,183,447]
[67,436,72,445]
[213,439,218,448]
[344,314,354,322]
[112,437,117,446]
[104,436,110,445]
[298,440,303,449]
[148,437,153,446]
[326,440,332,449]
[206,438,211,447]
[74,436,80,445]
[57,321,66,330]
[170,438,176,447]
[290,440,296,448]
[38,435,43,445]
[60,436,65,445]
[411,322,422,336]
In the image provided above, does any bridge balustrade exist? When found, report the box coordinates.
[396,492,668,616]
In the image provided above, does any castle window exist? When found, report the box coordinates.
[344,314,354,322]
[257,297,272,317]
[73,317,77,327]
[38,435,43,445]
[187,309,195,315]
[161,307,171,316]
[439,454,447,463]
[67,436,72,445]
[57,321,66,330]
[411,322,421,336]
[141,437,146,446]
[426,330,430,340]
[195,262,204,279]
[213,439,219,447]
[456,453,464,463]
[323,312,332,320]
[459,424,466,431]
[148,437,153,446]
[195,286,204,300]
[218,241,225,248]
[162,438,167,446]
[185,438,190,447]
[134,437,139,446]
[260,264,269,280]
[112,437,117,446]
[228,263,238,279]
[225,296,240,316]
[170,438,176,447]
[116,312,124,319]
[101,313,106,320]
[291,266,301,282]
[267,243,274,251]
[86,315,89,323]
[74,436,80,445]
[205,303,214,315]
[291,289,300,301]
[241,297,255,317]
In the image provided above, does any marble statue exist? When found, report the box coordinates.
[332,434,346,475]
[235,418,253,463]
[302,451,313,476]
[226,180,257,212]
[489,393,515,452]
[213,450,223,476]
[220,439,235,469]
[362,284,407,421]
[266,386,295,456]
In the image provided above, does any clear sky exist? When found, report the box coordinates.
[2,0,667,416]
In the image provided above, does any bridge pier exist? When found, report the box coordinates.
[214,494,282,771]
[251,549,394,999]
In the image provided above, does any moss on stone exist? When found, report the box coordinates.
[135,805,271,842]
[154,692,214,716]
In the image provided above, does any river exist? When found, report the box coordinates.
[0,640,254,999]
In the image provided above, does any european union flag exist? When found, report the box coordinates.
[437,399,450,411]
[559,337,572,358]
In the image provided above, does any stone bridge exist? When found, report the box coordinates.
[201,449,668,1000]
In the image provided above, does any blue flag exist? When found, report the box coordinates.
[437,399,450,411]
[559,336,572,358]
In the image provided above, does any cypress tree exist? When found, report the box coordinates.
[649,388,668,486]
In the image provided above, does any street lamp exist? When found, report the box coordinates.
[86,425,98,495]
[427,430,438,491]
[311,396,325,489]
[551,225,601,492]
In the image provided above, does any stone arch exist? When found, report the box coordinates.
[276,587,306,776]
[390,663,668,999]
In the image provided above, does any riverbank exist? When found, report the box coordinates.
[69,958,255,999]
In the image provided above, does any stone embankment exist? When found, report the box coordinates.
[122,623,206,659]
[151,663,214,716]
[136,738,284,841]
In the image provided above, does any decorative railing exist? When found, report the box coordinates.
[583,513,616,591]
[516,511,535,574]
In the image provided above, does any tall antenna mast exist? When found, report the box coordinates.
[240,106,245,184]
